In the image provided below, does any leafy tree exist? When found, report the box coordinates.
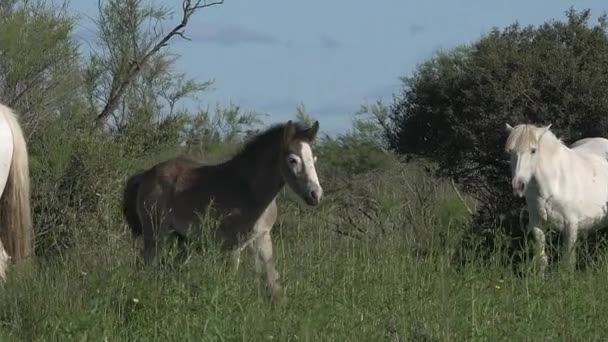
[387,9,608,239]
[87,0,223,127]
[0,0,81,131]
[0,0,264,257]
[181,105,263,160]
[318,101,395,179]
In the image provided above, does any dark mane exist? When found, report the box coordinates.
[233,121,311,161]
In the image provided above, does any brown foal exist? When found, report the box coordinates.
[122,120,323,299]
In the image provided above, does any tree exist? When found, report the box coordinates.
[387,9,608,237]
[87,0,223,127]
[0,0,81,133]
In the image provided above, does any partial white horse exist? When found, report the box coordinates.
[0,103,33,281]
[505,123,608,270]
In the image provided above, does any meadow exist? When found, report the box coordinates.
[2,2,608,341]
[2,150,608,342]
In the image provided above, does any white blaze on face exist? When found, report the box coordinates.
[300,142,321,191]
[287,141,323,204]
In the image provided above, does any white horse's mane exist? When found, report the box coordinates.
[505,124,562,153]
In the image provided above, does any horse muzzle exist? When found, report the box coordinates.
[304,187,322,206]
[512,178,526,197]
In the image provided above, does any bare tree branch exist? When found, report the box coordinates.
[95,0,224,125]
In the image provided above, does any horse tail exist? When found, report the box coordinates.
[123,172,144,238]
[0,104,34,264]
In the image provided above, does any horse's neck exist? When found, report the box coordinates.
[533,140,569,198]
[230,147,284,207]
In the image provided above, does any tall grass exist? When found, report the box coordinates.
[2,148,608,341]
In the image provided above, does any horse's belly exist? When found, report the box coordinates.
[540,198,608,231]
[572,204,608,231]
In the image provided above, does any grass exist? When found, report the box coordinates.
[3,226,608,341]
[2,160,608,341]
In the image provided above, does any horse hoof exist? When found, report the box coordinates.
[270,287,286,306]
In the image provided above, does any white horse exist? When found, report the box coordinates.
[505,123,608,271]
[0,103,33,280]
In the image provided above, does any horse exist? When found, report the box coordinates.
[122,120,323,299]
[0,103,34,281]
[505,123,608,271]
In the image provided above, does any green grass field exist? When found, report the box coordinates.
[2,160,608,341]
[4,2,608,340]
[3,224,608,341]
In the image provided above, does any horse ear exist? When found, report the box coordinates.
[308,120,320,140]
[544,123,552,132]
[505,123,513,133]
[284,120,296,144]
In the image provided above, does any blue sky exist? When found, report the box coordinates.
[69,0,607,134]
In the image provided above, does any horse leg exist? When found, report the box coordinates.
[142,229,158,265]
[141,210,162,266]
[249,239,263,275]
[229,232,256,275]
[254,231,282,300]
[531,226,548,272]
[529,212,548,272]
[173,233,190,264]
[230,247,243,275]
[246,237,264,289]
[561,225,578,270]
[0,240,8,281]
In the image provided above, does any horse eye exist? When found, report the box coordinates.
[531,148,537,154]
[288,157,298,165]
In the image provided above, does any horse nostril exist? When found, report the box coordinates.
[512,178,525,194]
[310,189,323,204]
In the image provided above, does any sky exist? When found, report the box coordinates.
[68,0,607,135]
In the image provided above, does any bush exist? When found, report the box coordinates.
[386,8,608,250]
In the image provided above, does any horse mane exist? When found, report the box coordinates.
[233,121,311,161]
[505,124,562,152]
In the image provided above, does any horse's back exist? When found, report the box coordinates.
[570,137,608,161]
[543,137,608,230]
[134,157,199,211]
[141,156,201,191]
[139,156,225,219]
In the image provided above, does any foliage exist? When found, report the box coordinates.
[2,165,608,340]
[293,103,313,126]
[88,0,223,125]
[0,0,81,129]
[314,101,393,178]
[0,0,254,257]
[182,105,263,160]
[386,8,608,238]
[4,1,608,340]
[85,0,214,127]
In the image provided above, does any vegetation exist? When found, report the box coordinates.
[0,1,608,340]
[386,8,608,255]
